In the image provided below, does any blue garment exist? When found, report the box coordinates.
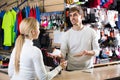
[0,10,5,18]
[13,7,19,13]
[13,7,19,42]
[14,16,18,42]
[0,10,5,48]
[36,6,41,23]
[105,0,109,2]
[100,0,106,6]
[3,46,10,50]
[117,15,120,30]
[25,6,30,18]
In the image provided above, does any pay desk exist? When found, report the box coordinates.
[0,64,120,80]
[52,64,120,80]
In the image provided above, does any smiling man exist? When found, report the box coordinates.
[60,5,100,71]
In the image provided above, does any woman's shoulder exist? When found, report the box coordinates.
[33,46,40,50]
[32,46,42,55]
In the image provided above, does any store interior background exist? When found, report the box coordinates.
[0,0,120,80]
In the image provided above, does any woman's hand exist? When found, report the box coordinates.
[47,49,62,58]
[60,59,67,69]
[47,53,62,58]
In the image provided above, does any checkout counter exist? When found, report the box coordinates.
[52,64,120,80]
[0,64,120,80]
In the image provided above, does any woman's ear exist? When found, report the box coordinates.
[31,30,36,35]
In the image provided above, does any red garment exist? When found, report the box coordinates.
[102,0,113,8]
[29,8,36,18]
[89,0,101,8]
[17,11,22,35]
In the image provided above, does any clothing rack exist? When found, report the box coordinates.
[45,3,66,7]
[0,3,7,9]
[43,0,45,12]
[7,1,18,7]
[17,0,28,8]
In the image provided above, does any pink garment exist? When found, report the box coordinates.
[41,21,48,28]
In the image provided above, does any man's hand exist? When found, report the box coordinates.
[73,50,95,57]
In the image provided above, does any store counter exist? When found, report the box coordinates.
[0,64,120,80]
[52,64,120,80]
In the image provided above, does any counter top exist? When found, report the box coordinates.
[0,64,120,80]
[52,64,120,80]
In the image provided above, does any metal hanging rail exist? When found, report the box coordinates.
[0,3,7,9]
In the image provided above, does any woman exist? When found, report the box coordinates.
[8,17,67,80]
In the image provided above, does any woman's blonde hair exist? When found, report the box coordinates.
[15,17,39,73]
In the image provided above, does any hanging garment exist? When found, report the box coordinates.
[36,6,41,23]
[11,9,17,44]
[2,10,16,46]
[102,0,114,9]
[29,8,36,18]
[88,0,101,8]
[0,10,5,48]
[17,11,23,35]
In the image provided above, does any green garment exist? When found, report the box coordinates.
[11,10,17,43]
[2,10,16,46]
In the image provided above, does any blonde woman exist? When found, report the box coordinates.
[8,17,67,80]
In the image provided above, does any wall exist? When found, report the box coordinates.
[0,0,64,12]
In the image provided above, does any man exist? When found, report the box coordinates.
[60,6,100,71]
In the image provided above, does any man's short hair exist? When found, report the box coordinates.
[69,6,84,17]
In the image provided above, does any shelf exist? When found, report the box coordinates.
[94,61,120,67]
[0,68,8,75]
[0,49,12,56]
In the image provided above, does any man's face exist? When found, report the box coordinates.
[69,11,82,26]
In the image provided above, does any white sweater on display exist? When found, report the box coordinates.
[8,39,62,80]
[61,26,100,70]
